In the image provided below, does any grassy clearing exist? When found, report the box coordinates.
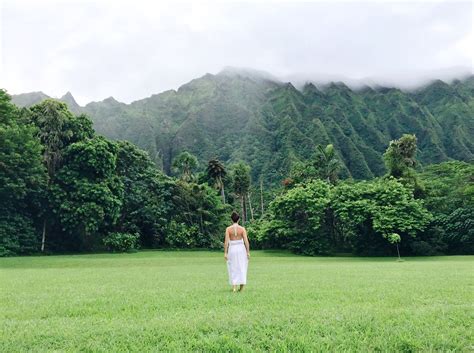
[1,251,472,352]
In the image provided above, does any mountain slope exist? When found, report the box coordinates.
[10,73,474,183]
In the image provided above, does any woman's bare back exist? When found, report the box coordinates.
[227,224,245,240]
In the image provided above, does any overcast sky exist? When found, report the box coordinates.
[1,0,472,105]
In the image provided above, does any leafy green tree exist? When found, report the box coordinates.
[387,233,402,260]
[27,99,94,251]
[331,178,432,255]
[420,161,474,254]
[265,180,331,255]
[28,100,75,178]
[0,89,16,124]
[115,141,172,247]
[50,137,123,251]
[231,162,251,223]
[0,90,47,255]
[168,180,226,248]
[172,151,199,182]
[207,158,227,203]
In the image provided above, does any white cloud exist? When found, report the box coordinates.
[1,0,472,105]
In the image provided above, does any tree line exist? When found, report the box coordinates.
[250,135,473,256]
[1,89,472,256]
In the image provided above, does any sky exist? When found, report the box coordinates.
[0,0,472,105]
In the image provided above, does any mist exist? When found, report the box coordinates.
[1,0,472,105]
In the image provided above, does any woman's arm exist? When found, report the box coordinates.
[243,228,250,258]
[224,229,229,260]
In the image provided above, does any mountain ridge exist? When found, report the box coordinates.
[8,72,474,183]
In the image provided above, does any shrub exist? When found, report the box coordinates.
[164,221,200,248]
[103,232,139,252]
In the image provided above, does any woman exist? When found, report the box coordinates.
[224,211,250,292]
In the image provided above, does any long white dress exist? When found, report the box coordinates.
[227,225,248,285]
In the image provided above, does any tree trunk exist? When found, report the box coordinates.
[199,212,204,233]
[260,179,264,217]
[41,219,46,252]
[396,243,401,260]
[243,196,247,223]
[240,196,246,223]
[219,177,226,204]
[248,192,255,221]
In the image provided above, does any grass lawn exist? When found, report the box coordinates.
[1,251,473,352]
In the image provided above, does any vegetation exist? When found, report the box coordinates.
[1,251,472,351]
[1,76,473,257]
[11,72,474,184]
[0,90,226,255]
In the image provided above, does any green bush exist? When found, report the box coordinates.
[103,232,139,252]
[0,214,38,256]
[164,221,200,248]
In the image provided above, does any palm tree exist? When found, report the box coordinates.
[207,158,227,203]
[172,151,198,182]
[314,144,341,184]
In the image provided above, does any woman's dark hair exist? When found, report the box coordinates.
[231,211,240,223]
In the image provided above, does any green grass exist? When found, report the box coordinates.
[1,251,473,352]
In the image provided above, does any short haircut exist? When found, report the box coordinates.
[231,211,240,223]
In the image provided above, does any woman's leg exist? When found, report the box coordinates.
[239,284,245,292]
[232,285,237,292]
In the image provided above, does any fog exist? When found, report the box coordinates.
[1,0,472,105]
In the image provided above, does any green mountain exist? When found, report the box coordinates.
[10,71,474,183]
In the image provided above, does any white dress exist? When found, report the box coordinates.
[227,225,248,285]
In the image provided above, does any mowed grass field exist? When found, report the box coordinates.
[1,251,472,352]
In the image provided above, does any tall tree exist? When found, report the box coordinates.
[172,151,198,182]
[232,162,251,223]
[383,134,424,197]
[27,99,94,251]
[383,134,417,178]
[207,158,227,203]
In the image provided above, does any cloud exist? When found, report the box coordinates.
[1,0,472,105]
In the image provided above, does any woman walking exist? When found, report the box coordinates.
[224,211,250,292]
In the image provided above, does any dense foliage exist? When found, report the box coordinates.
[252,135,472,256]
[2,76,473,257]
[0,91,227,255]
[0,90,46,256]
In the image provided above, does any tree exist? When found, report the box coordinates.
[383,134,424,197]
[289,144,341,185]
[27,99,92,251]
[383,134,417,178]
[207,158,227,203]
[115,141,172,248]
[419,161,474,254]
[331,178,432,255]
[167,180,226,248]
[231,162,251,223]
[0,90,47,255]
[313,144,341,184]
[387,233,402,260]
[172,151,198,182]
[50,137,123,251]
[267,180,331,255]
